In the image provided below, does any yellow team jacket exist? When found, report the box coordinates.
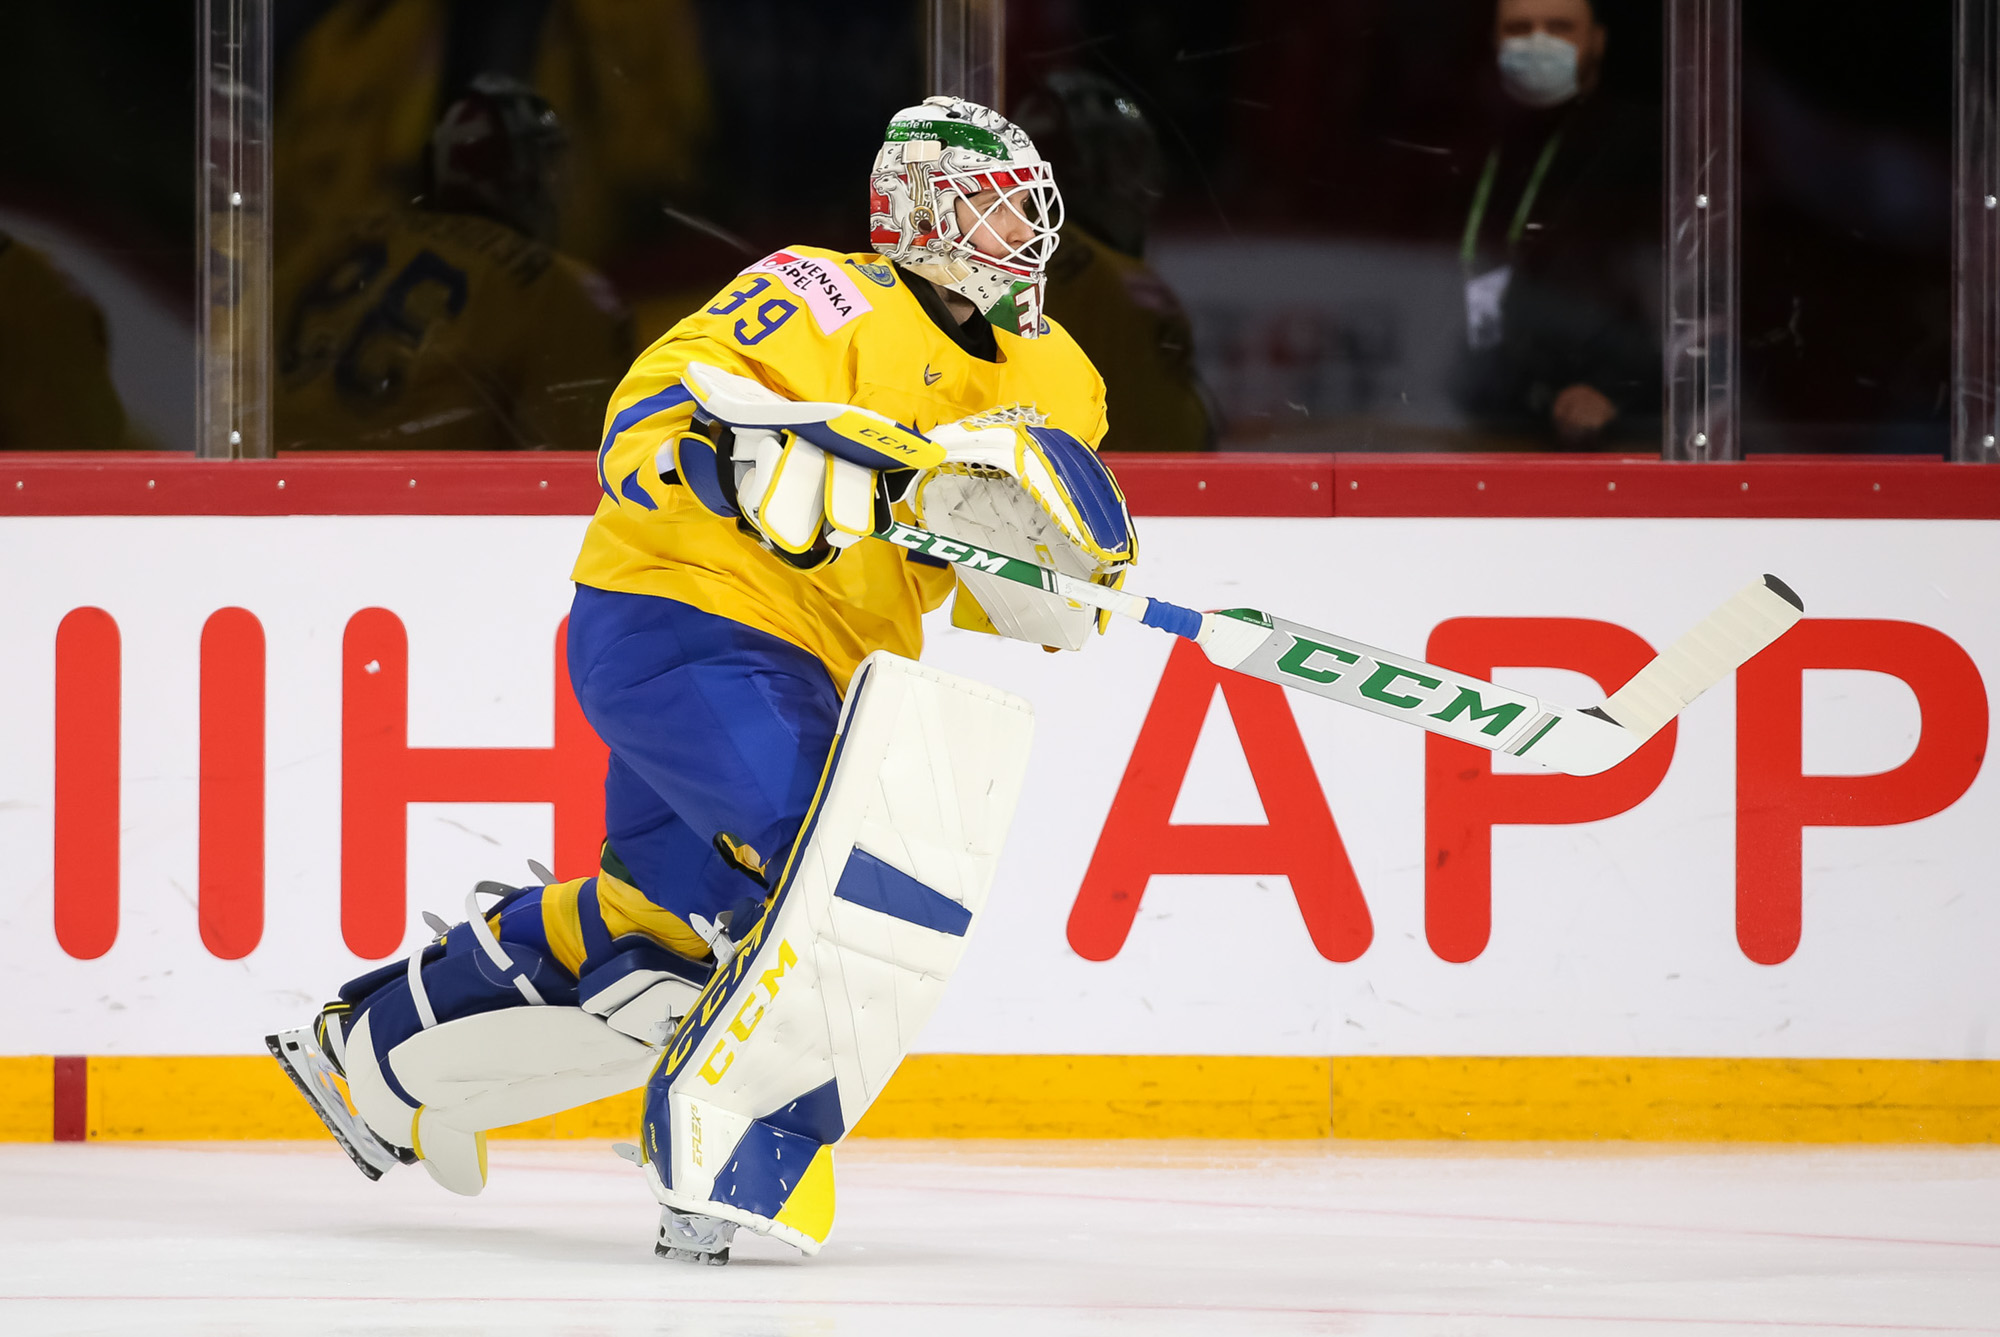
[272,0,708,268]
[274,209,631,451]
[573,246,1110,691]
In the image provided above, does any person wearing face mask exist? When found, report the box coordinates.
[1451,0,1660,449]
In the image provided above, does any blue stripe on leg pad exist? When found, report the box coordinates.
[707,1120,823,1221]
[832,848,971,936]
[761,1077,846,1144]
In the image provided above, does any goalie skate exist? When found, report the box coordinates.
[265,1024,412,1181]
[656,1208,737,1265]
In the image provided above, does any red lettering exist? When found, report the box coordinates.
[1068,638,1372,962]
[199,608,265,960]
[1736,620,1987,965]
[54,607,120,960]
[1424,619,1676,963]
[340,610,609,959]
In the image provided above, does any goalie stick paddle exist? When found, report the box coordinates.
[876,520,1805,777]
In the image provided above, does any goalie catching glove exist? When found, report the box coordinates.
[672,361,944,570]
[916,410,1136,651]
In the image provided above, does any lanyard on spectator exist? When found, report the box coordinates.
[1460,130,1563,270]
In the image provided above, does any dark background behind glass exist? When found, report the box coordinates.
[0,0,195,449]
[0,0,1960,456]
[1740,0,1953,455]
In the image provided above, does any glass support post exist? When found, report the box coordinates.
[197,0,272,460]
[1663,0,1740,461]
[926,0,1005,110]
[1953,0,2000,462]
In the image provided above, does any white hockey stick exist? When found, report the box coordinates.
[877,521,1804,777]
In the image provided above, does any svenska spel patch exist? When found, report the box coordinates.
[742,251,874,335]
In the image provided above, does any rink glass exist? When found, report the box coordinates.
[0,0,1984,460]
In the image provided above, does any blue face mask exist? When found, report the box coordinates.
[1498,33,1580,108]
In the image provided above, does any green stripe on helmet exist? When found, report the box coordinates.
[887,118,1011,160]
[982,281,1031,335]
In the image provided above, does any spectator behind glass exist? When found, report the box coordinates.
[1450,0,1660,449]
[1015,71,1214,453]
[273,76,631,451]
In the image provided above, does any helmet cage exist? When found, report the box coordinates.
[928,163,1064,280]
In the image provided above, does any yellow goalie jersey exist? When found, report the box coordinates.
[573,246,1109,690]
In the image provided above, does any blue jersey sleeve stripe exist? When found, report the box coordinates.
[598,384,695,498]
[619,469,658,511]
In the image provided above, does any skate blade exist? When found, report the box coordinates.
[264,1032,408,1180]
[655,1243,731,1265]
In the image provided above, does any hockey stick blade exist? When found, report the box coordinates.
[1598,574,1804,739]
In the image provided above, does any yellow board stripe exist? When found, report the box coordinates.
[854,1055,1335,1139]
[0,1055,1993,1143]
[1333,1056,2000,1143]
[0,1056,53,1140]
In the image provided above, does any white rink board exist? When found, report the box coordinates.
[0,515,1994,1060]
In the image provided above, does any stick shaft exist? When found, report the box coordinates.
[873,521,1801,777]
[878,520,1576,748]
[877,521,1155,620]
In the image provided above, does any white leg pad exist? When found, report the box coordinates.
[344,1005,660,1196]
[343,1010,420,1153]
[640,650,1035,1253]
[389,1007,656,1132]
[412,1115,488,1197]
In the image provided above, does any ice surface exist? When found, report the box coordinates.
[1,1138,1995,1335]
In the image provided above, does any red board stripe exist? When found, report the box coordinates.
[3,450,2000,518]
[1327,454,2000,519]
[52,1056,87,1141]
[199,608,266,960]
[54,608,119,960]
[1111,454,1333,516]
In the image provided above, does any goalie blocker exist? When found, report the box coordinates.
[637,650,1034,1258]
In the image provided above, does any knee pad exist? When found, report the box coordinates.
[580,934,715,1044]
[637,650,1034,1254]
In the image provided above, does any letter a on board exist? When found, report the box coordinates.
[1068,639,1373,962]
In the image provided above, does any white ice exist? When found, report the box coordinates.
[2,1139,1995,1335]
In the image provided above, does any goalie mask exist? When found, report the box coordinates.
[870,96,1064,340]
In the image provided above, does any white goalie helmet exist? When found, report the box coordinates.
[869,95,1064,339]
